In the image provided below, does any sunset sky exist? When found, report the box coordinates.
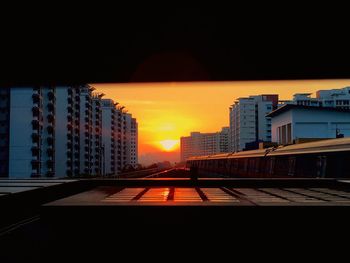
[93,80,350,165]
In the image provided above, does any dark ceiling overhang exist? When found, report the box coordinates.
[1,7,350,86]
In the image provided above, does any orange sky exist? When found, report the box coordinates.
[92,80,350,165]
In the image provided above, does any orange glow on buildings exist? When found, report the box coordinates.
[93,80,350,164]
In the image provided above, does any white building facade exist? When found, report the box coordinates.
[229,94,278,152]
[268,105,350,145]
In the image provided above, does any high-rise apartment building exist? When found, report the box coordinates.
[124,113,138,169]
[101,98,117,176]
[79,85,94,176]
[91,94,103,176]
[2,86,138,178]
[130,117,138,167]
[229,94,278,152]
[8,87,56,178]
[0,88,10,177]
[180,127,230,162]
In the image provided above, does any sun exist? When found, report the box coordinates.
[159,139,179,152]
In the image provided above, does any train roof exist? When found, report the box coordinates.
[187,137,350,161]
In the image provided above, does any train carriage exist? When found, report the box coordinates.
[186,138,350,178]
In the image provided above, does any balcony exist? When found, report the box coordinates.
[47,137,54,146]
[47,125,54,135]
[75,104,80,110]
[47,91,55,101]
[31,160,40,169]
[47,148,54,156]
[67,88,73,95]
[32,106,40,117]
[75,112,80,118]
[74,161,80,166]
[75,95,80,102]
[31,147,40,156]
[32,93,41,103]
[31,133,40,143]
[74,153,79,159]
[31,120,41,130]
[74,135,79,142]
[47,113,55,123]
[46,160,54,169]
[74,145,79,151]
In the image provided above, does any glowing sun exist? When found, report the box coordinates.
[159,139,179,152]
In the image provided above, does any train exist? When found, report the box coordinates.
[186,138,350,178]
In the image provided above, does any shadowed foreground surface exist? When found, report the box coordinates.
[1,178,350,262]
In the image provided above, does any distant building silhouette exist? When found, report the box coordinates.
[180,127,229,162]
